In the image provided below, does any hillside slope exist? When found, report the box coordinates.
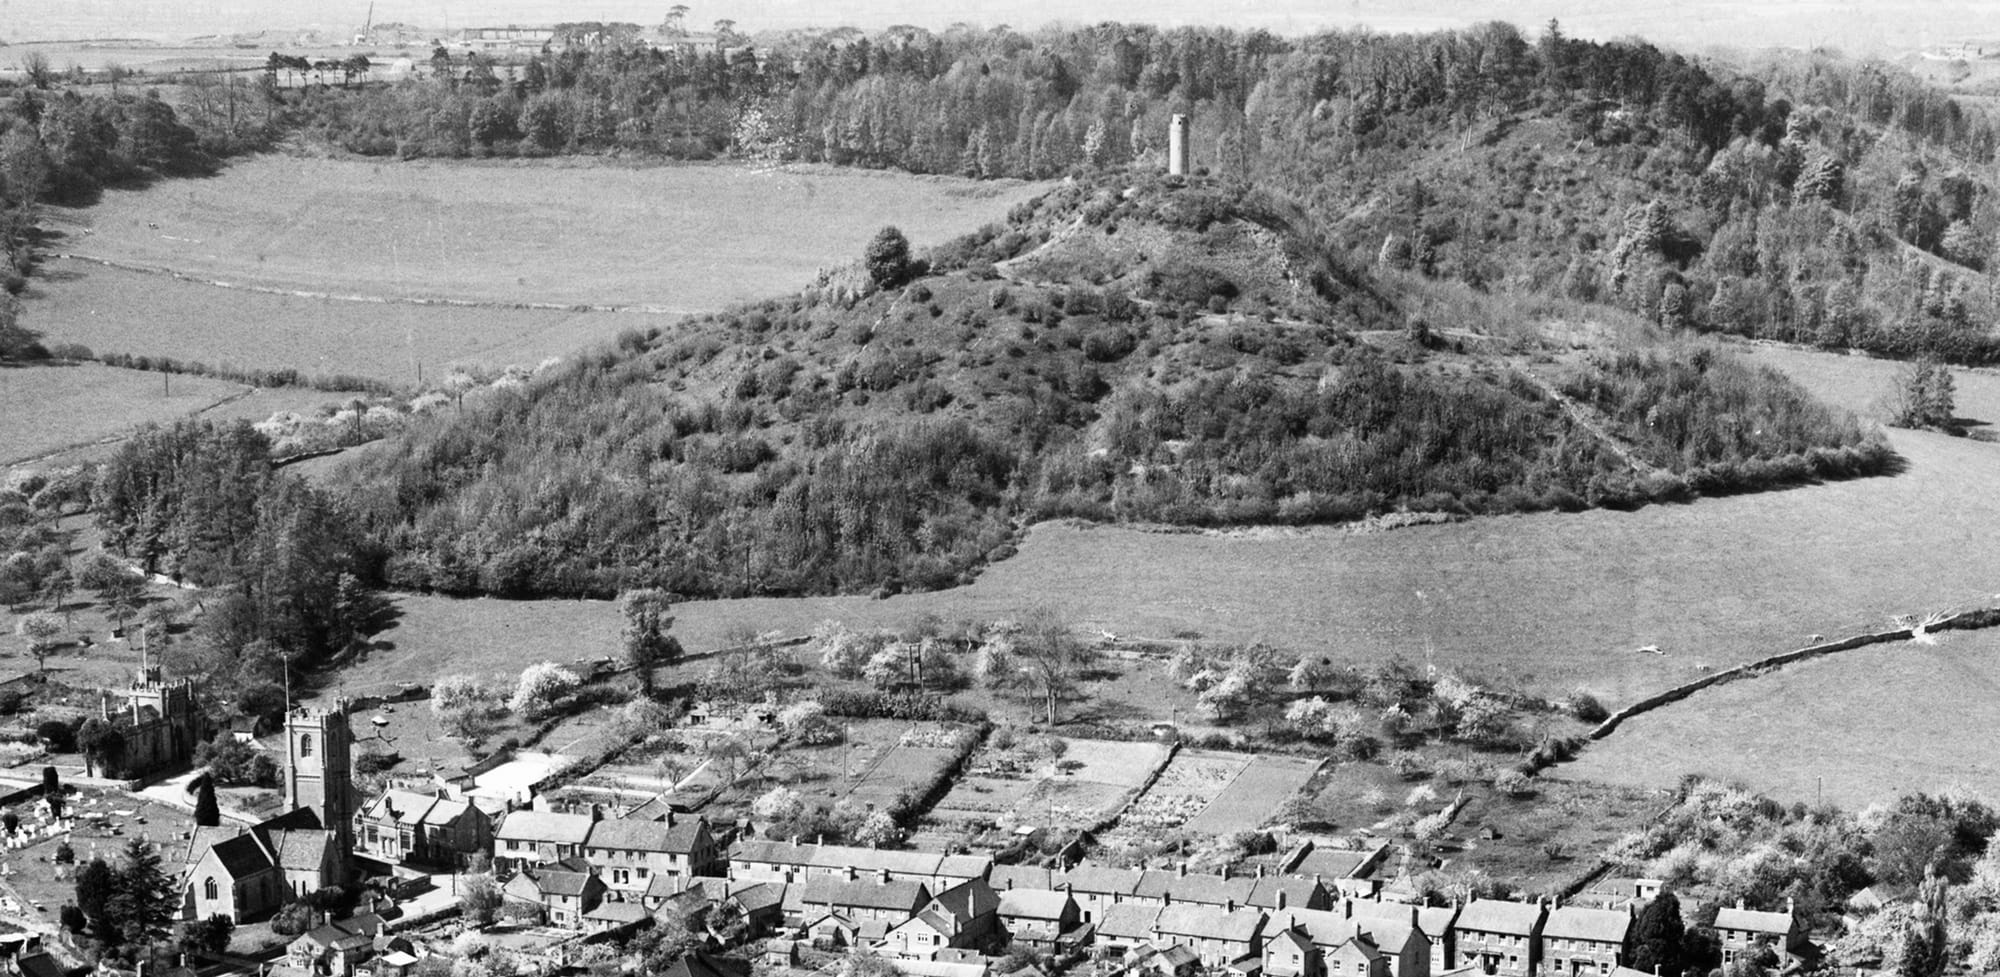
[327,173,1889,600]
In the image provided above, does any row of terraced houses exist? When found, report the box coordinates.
[469,805,1814,977]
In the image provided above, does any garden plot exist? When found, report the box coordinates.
[706,720,970,821]
[932,737,1169,831]
[1183,753,1324,834]
[1119,750,1252,833]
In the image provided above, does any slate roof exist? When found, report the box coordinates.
[362,790,438,826]
[734,839,818,865]
[1154,904,1265,943]
[733,882,786,913]
[14,953,60,977]
[999,888,1076,921]
[1456,898,1546,936]
[267,829,333,873]
[991,865,1055,891]
[799,877,930,913]
[938,853,995,879]
[1097,904,1165,941]
[1417,905,1460,940]
[586,901,652,924]
[626,795,679,821]
[538,868,597,898]
[1248,877,1325,910]
[1059,864,1141,897]
[1713,906,1795,935]
[588,816,706,854]
[496,810,596,846]
[931,878,1000,922]
[207,834,274,880]
[1543,906,1633,944]
[1289,847,1383,879]
[423,797,476,827]
[662,953,752,977]
[646,873,683,901]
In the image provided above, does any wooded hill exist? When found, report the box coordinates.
[327,173,1888,600]
[261,21,2000,365]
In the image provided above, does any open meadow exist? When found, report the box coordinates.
[0,363,245,466]
[44,156,1042,306]
[1560,627,2000,808]
[25,157,1041,385]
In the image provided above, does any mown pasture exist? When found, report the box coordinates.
[26,158,1040,385]
[0,363,244,465]
[1560,627,2000,808]
[45,156,1042,307]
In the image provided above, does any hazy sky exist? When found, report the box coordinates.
[1,0,1994,53]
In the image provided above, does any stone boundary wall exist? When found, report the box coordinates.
[1589,605,2000,740]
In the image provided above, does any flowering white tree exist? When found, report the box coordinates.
[752,785,806,823]
[509,662,580,719]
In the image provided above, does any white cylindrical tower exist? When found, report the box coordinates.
[1168,114,1189,176]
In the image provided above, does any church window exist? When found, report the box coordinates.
[299,734,314,757]
[204,877,218,901]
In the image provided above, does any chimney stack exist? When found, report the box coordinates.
[1178,862,1189,878]
[1278,890,1288,910]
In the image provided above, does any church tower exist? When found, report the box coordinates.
[285,703,356,858]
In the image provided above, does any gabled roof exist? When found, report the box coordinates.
[1544,906,1633,944]
[799,877,929,913]
[990,865,1055,891]
[1713,906,1795,934]
[422,797,477,827]
[267,829,333,873]
[1154,904,1265,944]
[1268,928,1314,956]
[1289,846,1383,880]
[496,811,596,846]
[1248,877,1325,910]
[1058,864,1141,897]
[14,953,60,977]
[938,854,995,879]
[1456,898,1546,936]
[1417,904,1460,938]
[732,882,786,913]
[588,816,707,854]
[181,826,238,870]
[930,878,1000,923]
[999,888,1075,921]
[734,839,819,865]
[538,868,600,898]
[626,795,679,821]
[586,901,652,923]
[662,953,752,977]
[1098,904,1165,941]
[363,790,438,826]
[205,834,275,880]
[1327,935,1383,962]
[647,873,684,901]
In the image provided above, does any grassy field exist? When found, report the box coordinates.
[46,156,1041,309]
[0,362,245,466]
[1562,627,2000,808]
[26,158,1040,385]
[25,263,603,387]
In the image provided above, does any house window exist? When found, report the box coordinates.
[299,734,313,757]
[204,877,217,901]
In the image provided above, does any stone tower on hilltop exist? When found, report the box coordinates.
[1168,113,1190,176]
[285,703,356,857]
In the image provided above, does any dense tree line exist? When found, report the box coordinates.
[93,420,377,677]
